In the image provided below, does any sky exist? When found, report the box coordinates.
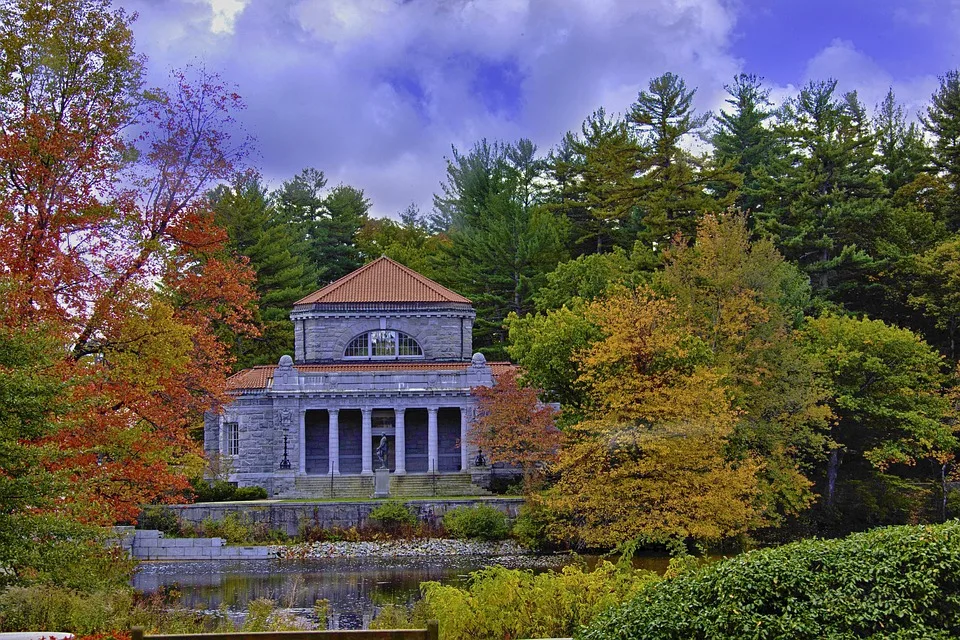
[121,0,960,219]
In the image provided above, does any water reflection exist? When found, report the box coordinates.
[134,556,560,630]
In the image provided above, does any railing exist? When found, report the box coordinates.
[131,623,439,640]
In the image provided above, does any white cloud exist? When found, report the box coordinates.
[804,38,937,118]
[126,0,744,217]
[207,0,250,35]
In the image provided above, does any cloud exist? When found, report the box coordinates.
[125,0,743,217]
[207,0,250,34]
[803,38,937,118]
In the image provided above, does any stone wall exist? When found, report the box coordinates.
[113,527,272,560]
[158,498,524,537]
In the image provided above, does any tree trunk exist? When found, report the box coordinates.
[826,448,841,508]
[943,461,951,523]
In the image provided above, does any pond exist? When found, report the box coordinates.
[133,553,674,630]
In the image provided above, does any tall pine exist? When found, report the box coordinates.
[210,174,315,368]
[923,69,960,230]
[626,72,738,246]
[756,81,888,305]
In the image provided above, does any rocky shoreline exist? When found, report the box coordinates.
[273,538,533,560]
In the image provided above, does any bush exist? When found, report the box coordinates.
[443,504,510,541]
[580,521,960,640]
[371,562,657,639]
[191,479,267,502]
[368,501,417,533]
[136,506,180,534]
[511,503,554,551]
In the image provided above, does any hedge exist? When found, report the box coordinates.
[579,521,960,639]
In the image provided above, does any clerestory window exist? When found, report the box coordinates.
[345,330,423,359]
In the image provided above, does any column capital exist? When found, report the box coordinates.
[361,407,373,416]
[328,407,339,417]
[427,406,439,416]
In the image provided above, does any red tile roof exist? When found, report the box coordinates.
[295,256,471,306]
[226,361,515,391]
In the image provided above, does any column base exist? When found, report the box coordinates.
[393,469,406,475]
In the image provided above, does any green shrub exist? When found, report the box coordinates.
[136,506,180,534]
[191,479,267,502]
[368,501,417,532]
[580,521,960,640]
[443,504,510,540]
[511,503,553,550]
[371,562,657,639]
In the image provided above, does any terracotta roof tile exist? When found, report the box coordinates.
[295,256,471,305]
[226,361,514,391]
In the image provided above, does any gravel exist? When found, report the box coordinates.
[274,538,533,560]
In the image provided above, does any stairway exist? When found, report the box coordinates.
[289,473,491,499]
[391,473,492,497]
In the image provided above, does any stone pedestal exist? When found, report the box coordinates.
[373,468,390,498]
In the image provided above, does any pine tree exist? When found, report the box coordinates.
[210,174,314,368]
[320,184,369,281]
[876,89,930,195]
[434,140,568,356]
[756,81,888,303]
[549,108,640,255]
[712,74,781,215]
[626,72,738,246]
[923,69,960,230]
[273,168,368,285]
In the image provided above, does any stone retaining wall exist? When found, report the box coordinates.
[114,527,272,560]
[157,497,524,537]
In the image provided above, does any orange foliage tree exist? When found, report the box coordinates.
[540,286,763,547]
[469,369,561,488]
[0,0,256,524]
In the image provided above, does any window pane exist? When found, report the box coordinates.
[227,422,239,456]
[370,330,397,356]
[345,333,369,357]
[398,332,423,356]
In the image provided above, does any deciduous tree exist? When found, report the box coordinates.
[469,369,561,488]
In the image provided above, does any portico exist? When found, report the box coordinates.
[301,404,471,476]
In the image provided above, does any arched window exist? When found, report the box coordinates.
[344,330,423,359]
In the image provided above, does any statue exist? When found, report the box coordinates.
[474,448,487,467]
[376,433,389,470]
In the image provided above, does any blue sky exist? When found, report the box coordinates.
[122,0,959,218]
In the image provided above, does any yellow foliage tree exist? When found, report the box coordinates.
[541,287,763,546]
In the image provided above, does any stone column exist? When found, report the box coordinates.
[298,411,306,473]
[460,406,470,472]
[361,407,373,475]
[427,406,439,474]
[328,408,340,475]
[395,407,406,475]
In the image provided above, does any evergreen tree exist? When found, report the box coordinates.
[273,168,368,285]
[756,81,888,304]
[712,74,780,215]
[923,69,960,230]
[626,72,738,245]
[875,89,931,195]
[550,108,640,255]
[210,174,314,368]
[320,184,369,281]
[434,139,568,356]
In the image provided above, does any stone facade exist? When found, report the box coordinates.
[204,258,501,498]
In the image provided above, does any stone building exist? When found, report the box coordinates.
[204,257,505,498]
